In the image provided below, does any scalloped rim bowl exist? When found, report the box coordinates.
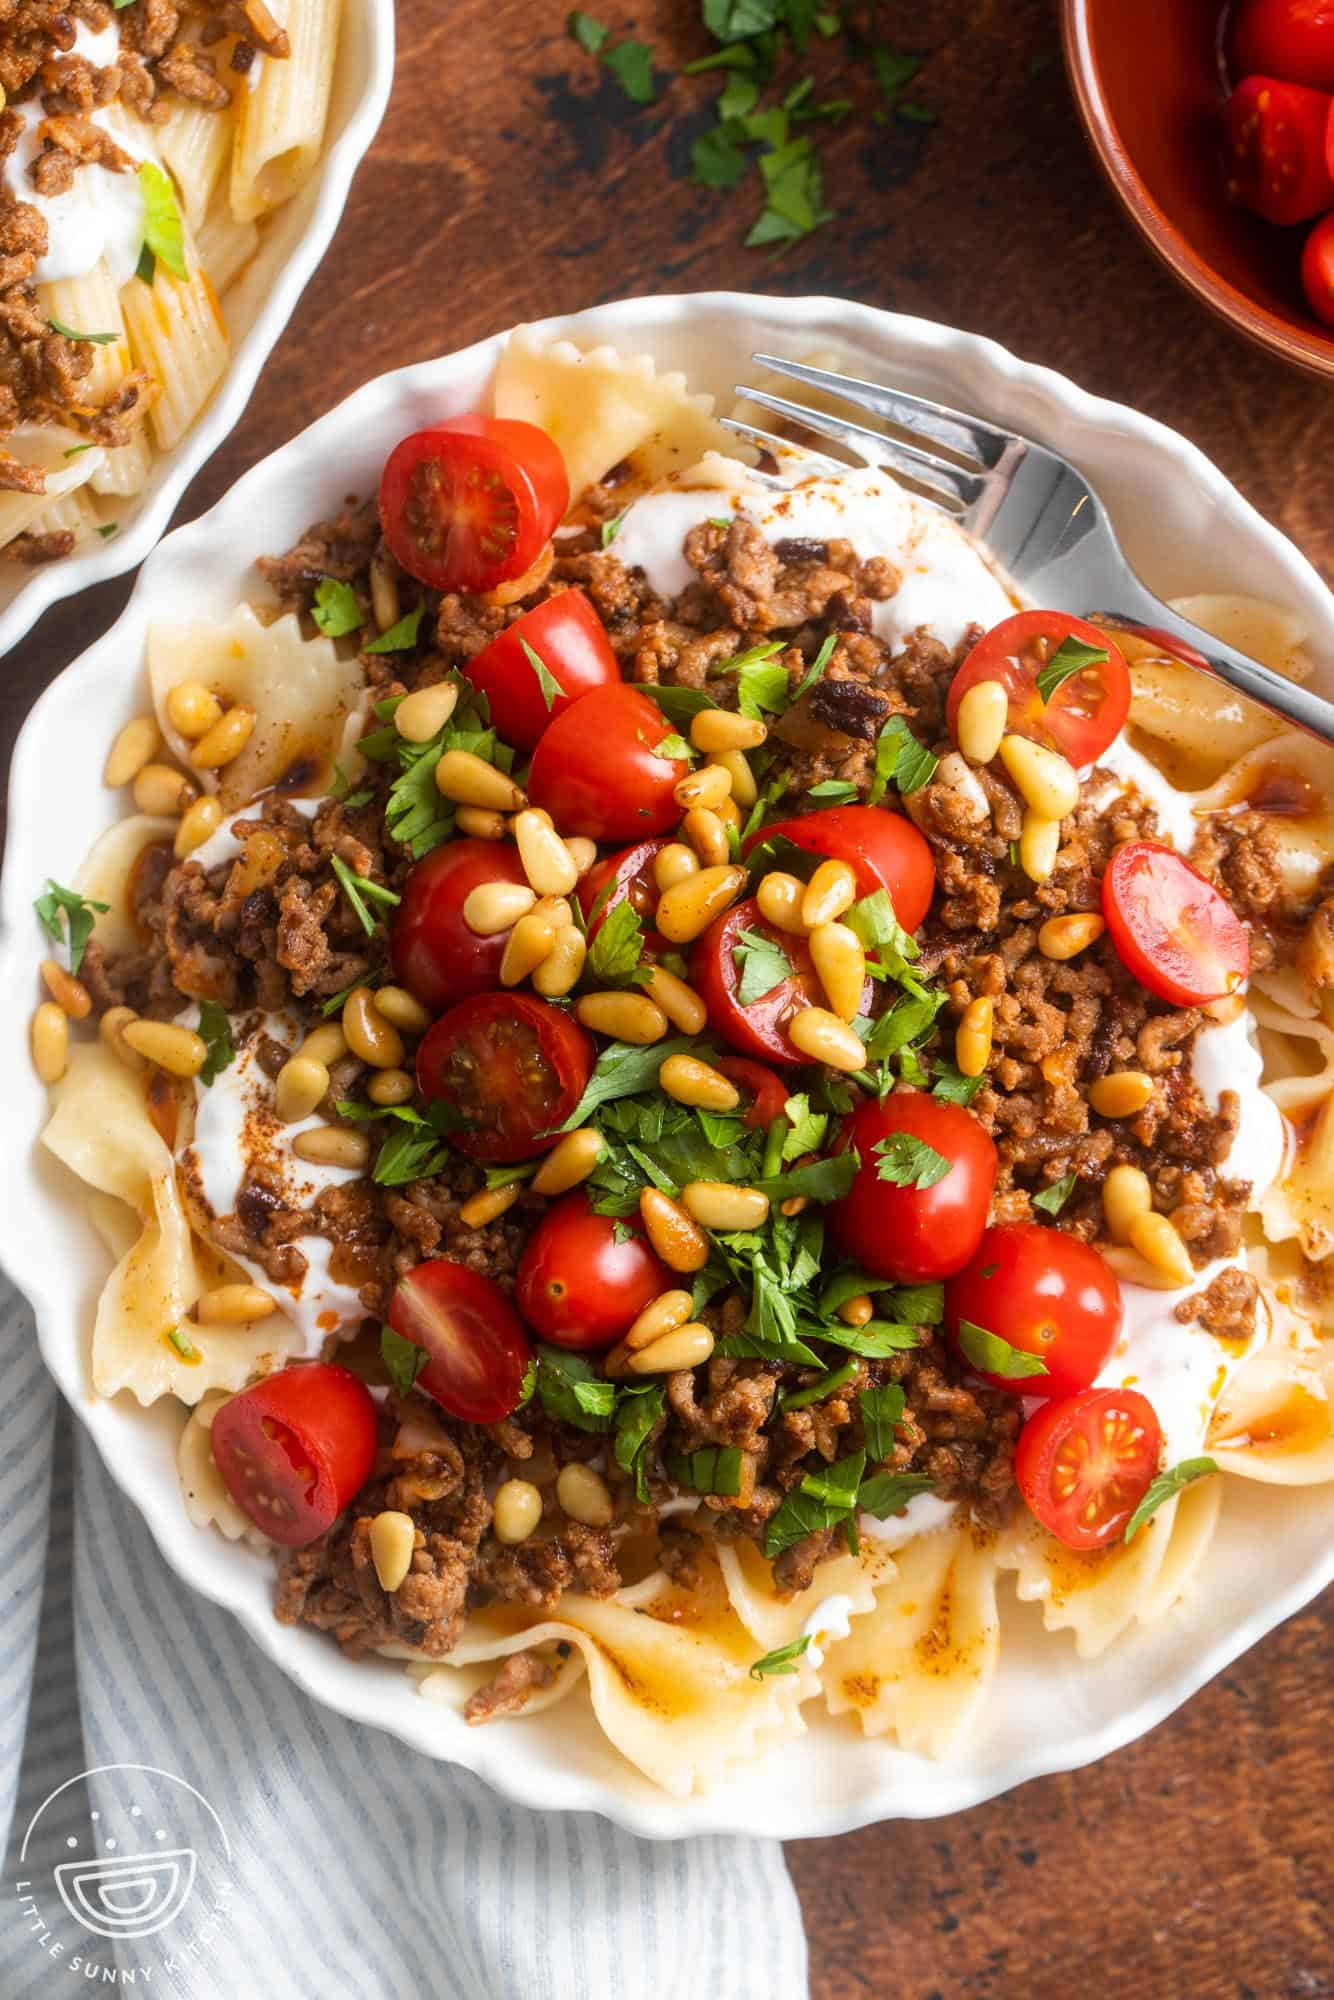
[2,294,1331,1839]
[0,0,396,659]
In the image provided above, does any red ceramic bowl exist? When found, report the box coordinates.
[1064,0,1334,379]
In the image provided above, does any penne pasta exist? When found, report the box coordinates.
[196,197,262,299]
[156,90,236,232]
[231,0,342,223]
[121,223,231,453]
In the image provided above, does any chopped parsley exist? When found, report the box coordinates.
[614,1384,666,1501]
[790,632,838,705]
[764,1449,865,1558]
[858,1382,906,1459]
[654,732,692,760]
[1124,1457,1218,1543]
[932,1060,984,1107]
[521,638,562,712]
[330,855,400,937]
[601,512,625,546]
[312,577,363,638]
[732,926,793,1005]
[380,1324,430,1397]
[777,1358,858,1414]
[587,900,644,984]
[47,319,117,344]
[1032,1171,1078,1217]
[557,1035,703,1131]
[196,1000,236,1086]
[1036,635,1109,705]
[567,8,608,53]
[749,1634,812,1679]
[713,639,789,718]
[956,1319,1048,1381]
[873,1132,950,1190]
[138,161,186,281]
[167,1325,199,1361]
[869,714,937,800]
[601,37,658,103]
[668,1445,744,1496]
[805,779,858,806]
[534,1345,618,1432]
[858,1470,934,1519]
[364,603,427,654]
[34,880,108,976]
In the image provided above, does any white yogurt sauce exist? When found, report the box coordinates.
[1191,1008,1287,1199]
[858,1489,957,1547]
[798,1592,854,1670]
[1093,734,1202,854]
[189,796,321,871]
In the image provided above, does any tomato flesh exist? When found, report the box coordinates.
[1225,74,1334,224]
[829,1092,998,1283]
[210,1363,377,1548]
[716,1056,789,1131]
[379,415,569,594]
[462,589,620,751]
[515,1192,671,1350]
[416,992,595,1161]
[945,1223,1123,1401]
[527,684,689,842]
[1231,0,1334,92]
[1301,210,1334,326]
[392,838,531,1013]
[388,1259,531,1423]
[1102,840,1249,1008]
[946,610,1131,768]
[745,805,935,932]
[691,896,872,1067]
[1015,1388,1163,1552]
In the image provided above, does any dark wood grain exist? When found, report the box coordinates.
[6,3,1332,1992]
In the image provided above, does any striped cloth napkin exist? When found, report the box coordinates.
[0,1291,809,1999]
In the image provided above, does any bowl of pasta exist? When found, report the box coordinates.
[2,292,1332,1839]
[0,0,394,657]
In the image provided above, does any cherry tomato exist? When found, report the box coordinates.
[1015,1388,1163,1552]
[391,839,532,1012]
[829,1092,998,1283]
[946,611,1131,768]
[745,805,934,932]
[388,1259,531,1423]
[379,415,568,594]
[1301,210,1334,326]
[527,684,689,842]
[1102,840,1250,1008]
[577,838,670,954]
[515,1192,670,1350]
[462,589,620,751]
[945,1223,1123,1402]
[416,993,594,1162]
[210,1363,377,1549]
[1224,74,1334,224]
[1231,0,1334,92]
[691,896,872,1067]
[716,1056,789,1131]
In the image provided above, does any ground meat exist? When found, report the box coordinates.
[464,1649,557,1726]
[1176,1266,1260,1340]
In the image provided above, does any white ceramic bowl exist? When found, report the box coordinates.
[2,294,1331,1840]
[0,0,395,659]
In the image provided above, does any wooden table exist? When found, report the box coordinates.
[8,2,1332,1993]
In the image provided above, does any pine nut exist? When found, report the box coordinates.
[1089,1070,1154,1118]
[956,996,994,1078]
[230,827,286,897]
[556,1462,615,1527]
[463,881,537,936]
[999,734,1080,820]
[132,763,194,816]
[1102,1164,1152,1243]
[838,1293,874,1327]
[369,1510,417,1593]
[637,964,707,1035]
[165,680,223,740]
[954,679,1008,765]
[566,836,598,877]
[299,1022,348,1065]
[627,1323,715,1375]
[533,895,572,928]
[435,750,525,811]
[122,1019,207,1077]
[690,708,768,752]
[191,703,256,770]
[30,1002,68,1083]
[781,1195,808,1217]
[394,681,458,743]
[1039,913,1106,960]
[174,794,223,858]
[275,1055,330,1123]
[374,985,433,1034]
[104,715,161,787]
[531,925,586,998]
[656,864,746,944]
[756,870,809,935]
[787,1005,866,1072]
[653,843,699,893]
[674,764,732,812]
[709,749,757,808]
[492,1478,543,1544]
[343,987,404,1069]
[291,1126,370,1170]
[458,1183,521,1227]
[531,1127,603,1196]
[100,1005,144,1070]
[369,555,400,634]
[639,1188,709,1271]
[625,1288,694,1352]
[500,911,557,985]
[1018,810,1061,883]
[369,1067,416,1106]
[808,921,865,1023]
[40,958,91,1019]
[576,991,668,1043]
[1128,1210,1194,1287]
[681,805,730,867]
[801,858,857,930]
[456,807,507,840]
[513,809,578,896]
[715,793,742,831]
[659,1053,740,1111]
[681,1181,770,1230]
[197,1284,277,1323]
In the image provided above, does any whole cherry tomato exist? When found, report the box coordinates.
[462,589,620,750]
[527,684,689,841]
[515,1192,670,1350]
[210,1363,377,1548]
[691,897,872,1066]
[945,1222,1123,1401]
[946,610,1131,768]
[829,1092,998,1282]
[388,1260,531,1424]
[1015,1388,1163,1552]
[416,993,594,1161]
[392,838,531,1012]
[1102,840,1250,1008]
[379,415,568,594]
[1230,0,1334,91]
[745,804,934,931]
[716,1056,789,1131]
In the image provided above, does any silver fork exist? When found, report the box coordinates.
[726,354,1334,746]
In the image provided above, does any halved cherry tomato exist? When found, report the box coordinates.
[391,838,531,1012]
[1301,210,1334,326]
[1224,75,1334,224]
[829,1092,998,1283]
[745,805,934,932]
[515,1191,670,1350]
[1231,0,1334,92]
[1102,840,1250,1008]
[946,610,1131,768]
[577,838,670,954]
[945,1223,1123,1401]
[210,1363,377,1548]
[416,993,594,1161]
[1014,1388,1163,1552]
[388,1260,530,1423]
[462,589,620,751]
[527,684,689,842]
[691,896,872,1067]
[379,415,569,594]
[716,1056,789,1131]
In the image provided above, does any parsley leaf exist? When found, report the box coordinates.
[637,683,716,725]
[749,1634,812,1679]
[868,713,936,802]
[858,1470,934,1519]
[602,38,658,103]
[138,162,186,280]
[371,1117,453,1187]
[777,1358,858,1414]
[601,513,624,546]
[781,1091,828,1161]
[791,632,837,705]
[654,732,692,760]
[587,900,644,984]
[805,779,858,806]
[764,1449,865,1558]
[887,1281,944,1326]
[956,1318,1048,1380]
[521,638,562,712]
[364,604,426,654]
[752,1151,859,1205]
[197,1000,235,1086]
[330,854,400,937]
[557,1036,703,1131]
[534,1344,618,1432]
[47,319,116,344]
[1032,1171,1078,1216]
[34,879,108,976]
[614,1384,665,1502]
[167,1326,199,1361]
[1123,1457,1217,1543]
[846,889,921,986]
[874,1132,950,1189]
[380,1324,429,1397]
[932,1060,984,1107]
[859,1382,906,1459]
[715,639,787,717]
[1036,635,1109,705]
[668,1445,744,1496]
[311,578,363,637]
[747,135,831,248]
[732,926,793,1005]
[705,0,779,39]
[693,125,750,189]
[567,8,607,52]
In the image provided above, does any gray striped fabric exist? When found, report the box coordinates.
[0,1287,808,1999]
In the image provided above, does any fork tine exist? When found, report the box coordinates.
[750,353,1015,471]
[736,387,986,514]
[717,416,846,472]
